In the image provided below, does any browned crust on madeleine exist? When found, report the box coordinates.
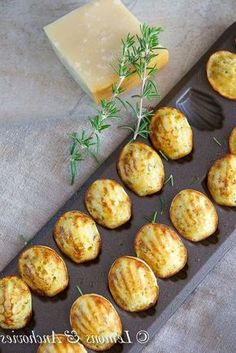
[206,50,236,100]
[18,245,69,297]
[53,211,101,263]
[117,141,164,196]
[108,256,159,312]
[0,275,32,329]
[84,178,132,229]
[70,294,122,351]
[169,189,218,242]
[134,223,187,278]
[207,154,236,206]
[150,106,193,160]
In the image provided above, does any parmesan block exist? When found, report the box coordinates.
[44,0,169,103]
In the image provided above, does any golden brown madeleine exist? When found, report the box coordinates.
[37,334,87,353]
[150,107,193,160]
[70,294,122,351]
[18,245,69,297]
[117,142,164,196]
[170,189,218,242]
[53,211,101,263]
[207,154,236,206]
[229,127,236,155]
[134,223,187,278]
[108,256,159,312]
[0,275,32,329]
[206,51,236,100]
[85,179,131,229]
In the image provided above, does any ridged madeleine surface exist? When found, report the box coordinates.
[170,189,218,241]
[108,256,159,312]
[229,127,236,155]
[134,223,187,278]
[85,179,131,229]
[206,51,236,100]
[18,245,69,297]
[37,334,87,353]
[207,154,236,206]
[53,211,101,263]
[0,275,32,329]
[70,294,122,351]
[117,142,164,196]
[150,107,193,159]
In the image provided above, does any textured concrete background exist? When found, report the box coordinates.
[0,0,236,352]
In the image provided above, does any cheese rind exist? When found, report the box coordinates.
[44,0,169,103]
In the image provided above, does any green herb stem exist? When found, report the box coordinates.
[68,25,163,184]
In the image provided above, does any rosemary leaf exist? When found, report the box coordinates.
[160,195,165,215]
[144,210,158,224]
[164,174,174,187]
[76,285,83,297]
[159,150,169,161]
[213,136,222,147]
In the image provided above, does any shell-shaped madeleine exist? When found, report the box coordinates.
[85,179,131,229]
[150,107,193,160]
[18,245,69,297]
[117,142,164,196]
[53,211,101,263]
[37,334,87,353]
[70,294,122,351]
[0,275,32,329]
[229,127,236,155]
[207,154,236,206]
[170,189,218,241]
[108,256,159,312]
[134,223,187,278]
[206,51,236,100]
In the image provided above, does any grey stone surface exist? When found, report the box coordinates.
[0,0,236,352]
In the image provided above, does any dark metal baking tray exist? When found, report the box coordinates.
[1,22,236,353]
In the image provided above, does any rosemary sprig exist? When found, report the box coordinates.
[68,34,135,185]
[68,24,164,184]
[121,24,162,140]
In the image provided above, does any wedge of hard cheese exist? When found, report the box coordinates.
[44,0,169,103]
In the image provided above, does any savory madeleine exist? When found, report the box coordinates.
[117,141,164,196]
[18,245,69,297]
[206,50,236,100]
[85,179,131,229]
[70,294,122,351]
[134,223,187,278]
[229,127,236,155]
[150,106,193,160]
[108,256,159,312]
[0,275,32,329]
[170,189,218,241]
[53,211,101,263]
[37,334,87,353]
[207,154,236,206]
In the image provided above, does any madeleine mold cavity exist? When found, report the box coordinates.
[176,88,224,131]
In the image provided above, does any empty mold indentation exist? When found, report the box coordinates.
[176,88,224,131]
